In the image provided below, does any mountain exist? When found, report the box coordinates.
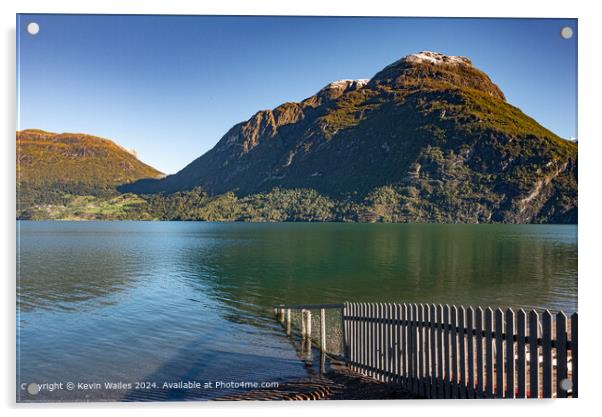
[17,129,163,204]
[122,51,577,223]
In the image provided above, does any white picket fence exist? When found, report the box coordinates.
[343,303,577,399]
[274,302,577,399]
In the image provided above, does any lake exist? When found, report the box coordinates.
[16,221,577,401]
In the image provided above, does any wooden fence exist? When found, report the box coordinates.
[343,303,577,399]
[274,302,577,399]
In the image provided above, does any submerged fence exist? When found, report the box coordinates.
[274,302,577,399]
[274,303,345,370]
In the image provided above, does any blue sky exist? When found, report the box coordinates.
[17,15,577,174]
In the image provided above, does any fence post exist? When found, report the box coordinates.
[505,309,515,399]
[342,304,349,363]
[422,304,431,398]
[401,304,408,388]
[302,309,312,339]
[286,308,291,335]
[436,304,444,397]
[542,310,552,398]
[430,304,437,398]
[556,312,568,398]
[475,307,484,399]
[301,309,307,337]
[418,304,425,395]
[320,308,327,352]
[443,305,450,398]
[466,306,475,399]
[494,308,504,399]
[516,309,527,398]
[571,312,578,398]
[451,305,458,399]
[529,310,539,399]
[458,306,466,399]
[485,308,494,398]
[360,304,365,373]
[367,304,373,379]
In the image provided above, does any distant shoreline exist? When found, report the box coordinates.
[15,218,578,225]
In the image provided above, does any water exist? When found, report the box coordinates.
[16,221,577,401]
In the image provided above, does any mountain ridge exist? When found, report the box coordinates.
[120,51,576,223]
[17,51,577,223]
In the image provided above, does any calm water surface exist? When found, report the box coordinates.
[17,222,577,401]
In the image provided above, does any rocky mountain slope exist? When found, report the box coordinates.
[122,51,577,223]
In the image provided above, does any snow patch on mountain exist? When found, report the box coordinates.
[324,79,369,89]
[404,51,472,66]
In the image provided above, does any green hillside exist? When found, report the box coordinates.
[17,129,163,216]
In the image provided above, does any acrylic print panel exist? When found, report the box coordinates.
[16,15,577,402]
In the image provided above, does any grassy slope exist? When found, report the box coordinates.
[17,130,163,187]
[17,129,164,213]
